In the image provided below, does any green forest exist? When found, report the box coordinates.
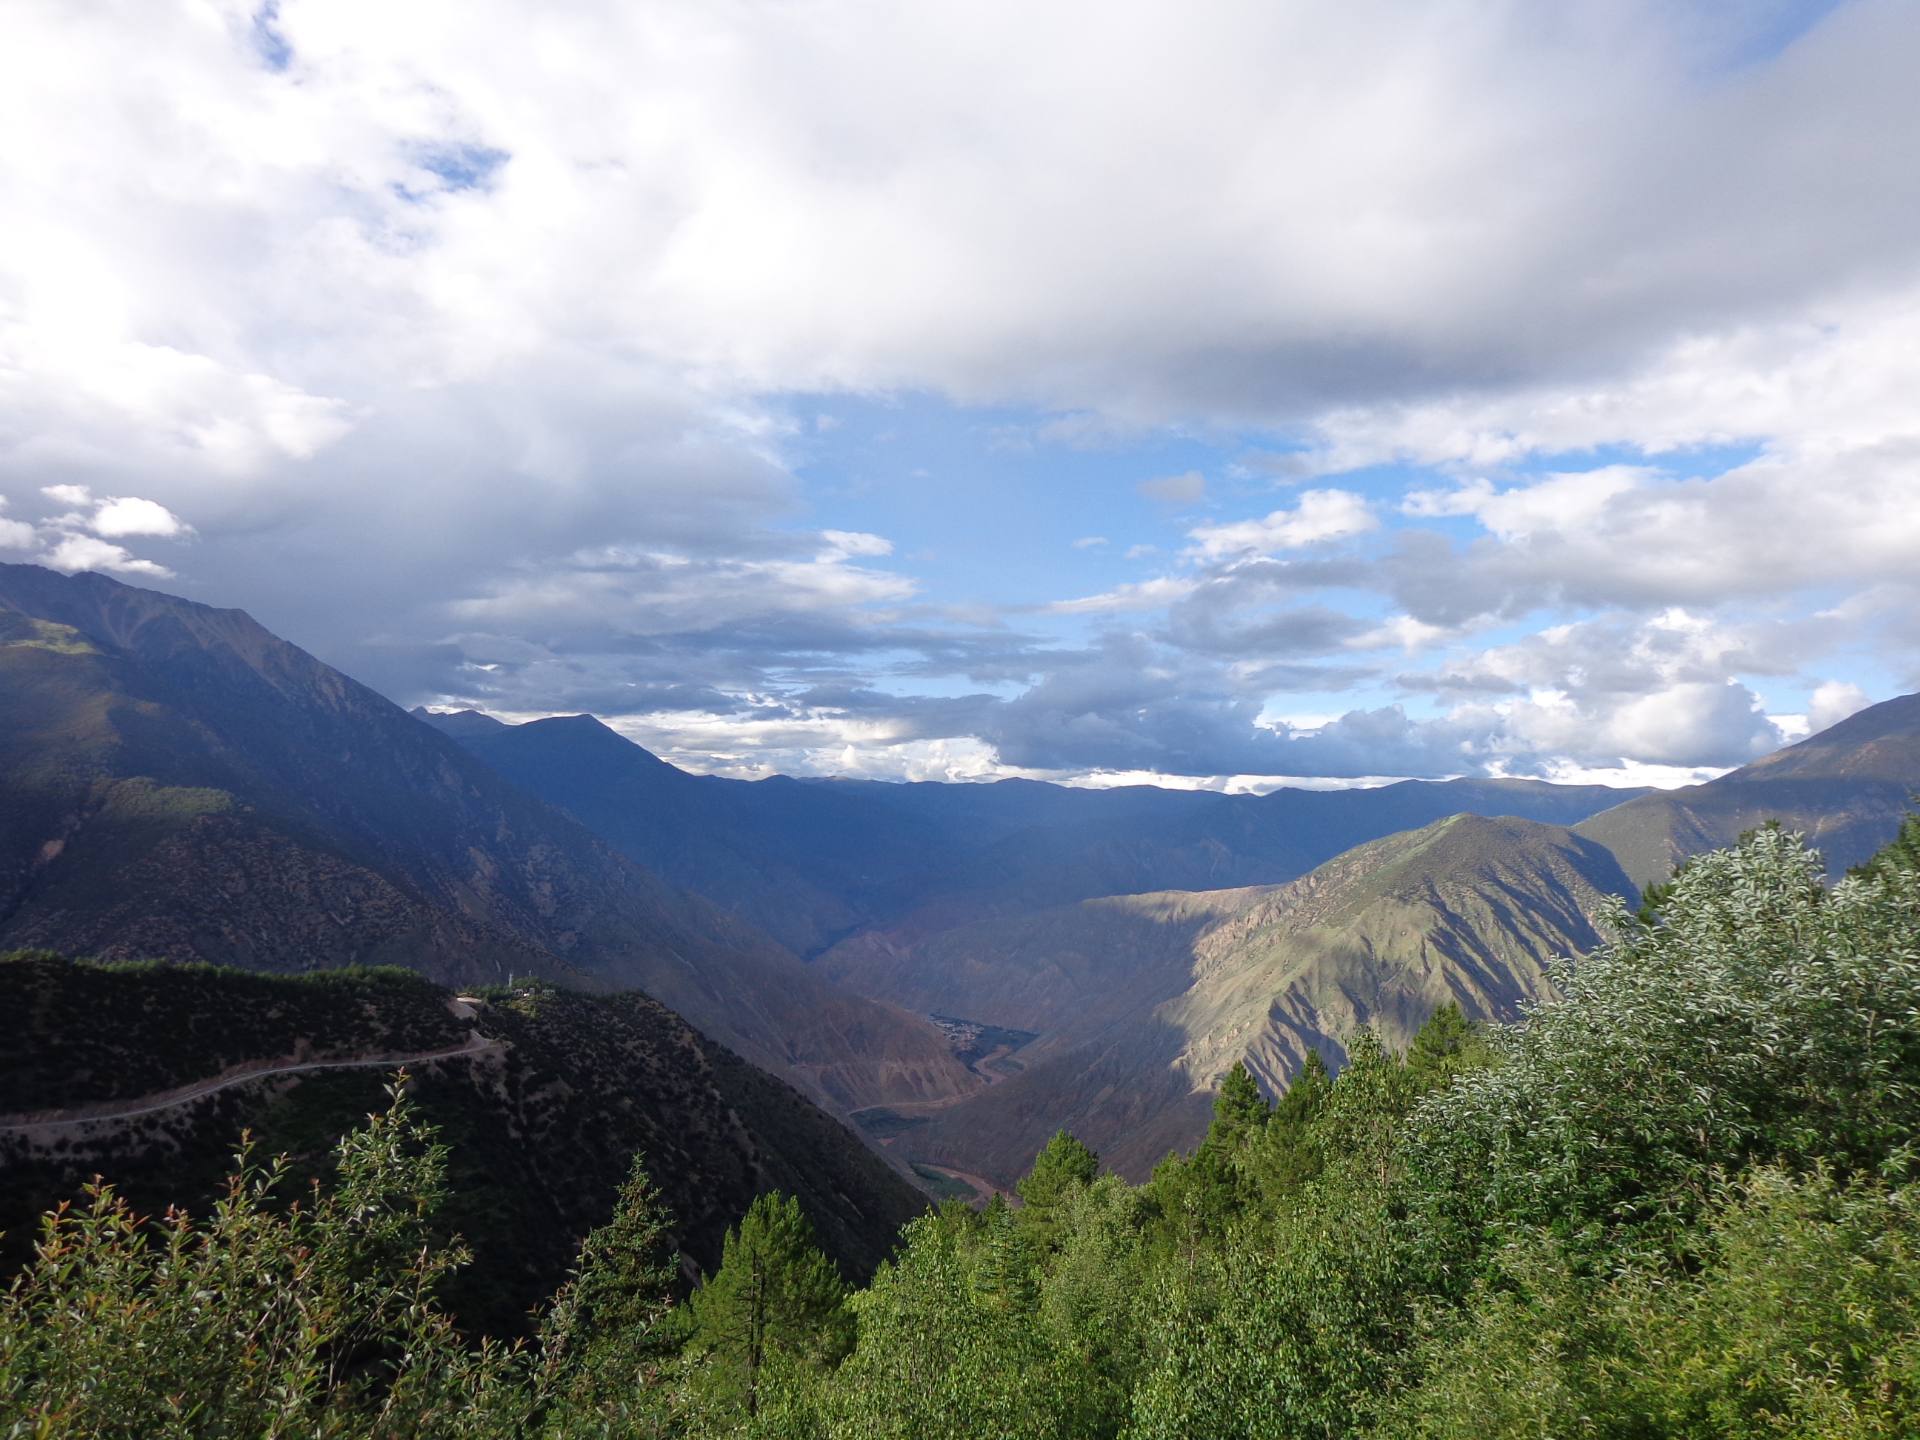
[7,821,1920,1438]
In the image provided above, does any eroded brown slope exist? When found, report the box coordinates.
[875,816,1631,1182]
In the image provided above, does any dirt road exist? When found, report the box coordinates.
[0,1033,503,1133]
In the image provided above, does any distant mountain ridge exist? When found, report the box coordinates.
[1576,690,1920,888]
[14,562,1920,1194]
[418,707,1649,954]
[0,563,976,1116]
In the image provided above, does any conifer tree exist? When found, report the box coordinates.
[1851,809,1920,882]
[1212,1061,1269,1133]
[1405,1001,1483,1091]
[687,1191,851,1418]
[1017,1130,1099,1210]
[535,1153,685,1431]
[973,1199,1039,1313]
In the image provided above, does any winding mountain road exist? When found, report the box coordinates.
[0,1033,504,1134]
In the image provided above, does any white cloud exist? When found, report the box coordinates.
[1185,489,1375,560]
[445,532,916,636]
[1385,453,1920,626]
[1309,282,1920,479]
[1349,615,1449,652]
[43,534,172,578]
[90,496,191,539]
[819,530,893,559]
[1071,535,1108,549]
[1050,576,1200,614]
[1808,679,1872,734]
[1401,467,1650,542]
[0,1,1915,785]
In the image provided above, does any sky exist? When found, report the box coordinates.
[3,0,1919,790]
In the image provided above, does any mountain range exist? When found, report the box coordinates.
[7,560,1920,1195]
[416,705,1644,950]
[1575,690,1920,887]
[0,563,973,1117]
[826,814,1634,1179]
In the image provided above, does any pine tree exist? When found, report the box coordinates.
[687,1192,851,1419]
[1270,1049,1333,1132]
[1211,1061,1270,1134]
[535,1153,685,1430]
[973,1199,1038,1313]
[1852,809,1920,882]
[1017,1130,1099,1210]
[1405,1002,1483,1092]
[1241,1048,1338,1199]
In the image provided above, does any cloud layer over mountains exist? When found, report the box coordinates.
[2,0,1915,785]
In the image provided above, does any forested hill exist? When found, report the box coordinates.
[0,953,927,1336]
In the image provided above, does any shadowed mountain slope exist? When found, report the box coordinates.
[0,564,975,1114]
[415,710,970,956]
[879,815,1632,1182]
[422,707,1646,955]
[0,954,928,1337]
[1576,691,1920,889]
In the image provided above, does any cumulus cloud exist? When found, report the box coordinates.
[1384,455,1920,626]
[1808,680,1873,734]
[1,1,1916,784]
[90,496,192,539]
[1185,489,1375,560]
[0,488,191,574]
[43,534,172,578]
[1401,467,1649,542]
[0,499,33,550]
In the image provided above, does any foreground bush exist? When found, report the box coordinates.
[0,1078,532,1438]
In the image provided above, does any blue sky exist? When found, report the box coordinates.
[2,0,1917,788]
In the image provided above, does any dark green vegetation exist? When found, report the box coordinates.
[0,954,925,1337]
[9,822,1920,1436]
[0,563,976,1115]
